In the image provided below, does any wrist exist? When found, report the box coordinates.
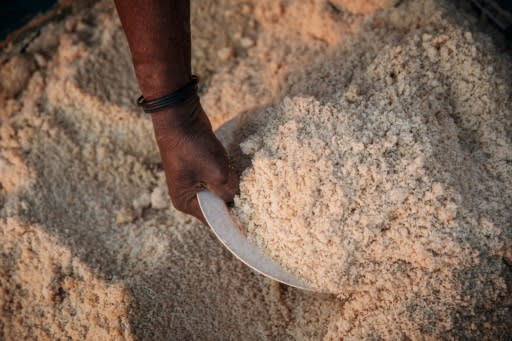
[150,96,202,136]
[138,76,198,114]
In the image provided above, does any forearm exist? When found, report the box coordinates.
[114,0,192,100]
[115,1,237,222]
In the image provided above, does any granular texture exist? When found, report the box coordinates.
[0,0,354,340]
[0,0,510,339]
[0,219,134,340]
[234,0,512,336]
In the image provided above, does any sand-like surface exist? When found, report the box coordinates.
[234,0,512,297]
[0,0,510,340]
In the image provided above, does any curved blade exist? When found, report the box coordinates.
[197,190,313,291]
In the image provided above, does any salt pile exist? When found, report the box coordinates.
[1,0,510,339]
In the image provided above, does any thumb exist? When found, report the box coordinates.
[202,160,239,204]
[209,166,239,204]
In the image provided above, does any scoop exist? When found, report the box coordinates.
[197,190,312,290]
[196,116,312,291]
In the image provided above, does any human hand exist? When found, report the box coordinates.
[150,97,238,224]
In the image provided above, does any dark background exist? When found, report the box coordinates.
[0,1,57,41]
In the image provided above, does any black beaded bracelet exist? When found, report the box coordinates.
[137,75,199,113]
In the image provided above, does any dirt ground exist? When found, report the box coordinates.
[0,0,510,340]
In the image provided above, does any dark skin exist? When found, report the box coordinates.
[114,0,238,224]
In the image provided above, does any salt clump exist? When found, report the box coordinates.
[234,15,512,313]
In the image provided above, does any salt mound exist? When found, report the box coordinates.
[234,2,511,324]
[1,0,510,339]
[0,219,133,340]
[0,0,348,339]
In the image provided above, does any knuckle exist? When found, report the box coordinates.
[169,186,201,216]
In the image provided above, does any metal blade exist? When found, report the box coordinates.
[197,190,313,291]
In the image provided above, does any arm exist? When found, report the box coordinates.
[114,0,191,98]
[115,0,237,223]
